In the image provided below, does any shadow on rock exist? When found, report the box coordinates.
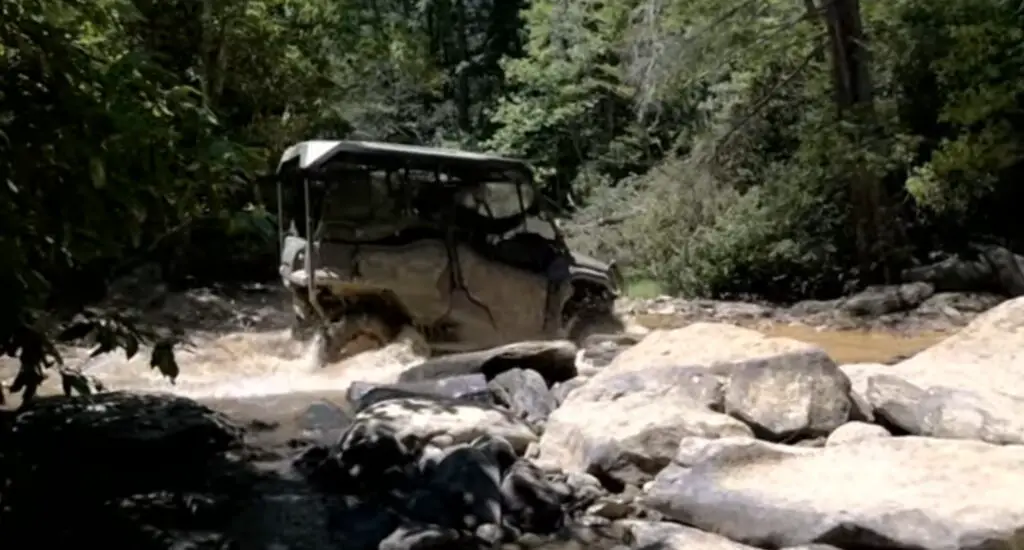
[0,391,634,550]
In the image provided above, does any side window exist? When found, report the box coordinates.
[321,171,399,222]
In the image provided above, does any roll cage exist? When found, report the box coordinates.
[274,140,571,310]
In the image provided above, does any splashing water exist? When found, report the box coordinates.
[76,327,429,400]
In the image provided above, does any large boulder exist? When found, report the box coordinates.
[535,323,853,486]
[645,436,1024,550]
[397,340,578,384]
[841,297,1024,444]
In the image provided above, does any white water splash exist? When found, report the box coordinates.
[78,327,429,400]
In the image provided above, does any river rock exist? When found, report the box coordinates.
[550,377,587,405]
[347,373,491,412]
[488,368,558,426]
[620,520,760,550]
[886,296,1024,394]
[4,391,244,498]
[353,396,538,453]
[840,298,1024,444]
[840,282,935,317]
[824,421,891,446]
[577,333,642,368]
[644,436,1024,549]
[723,348,851,440]
[398,340,578,384]
[2,392,249,549]
[535,323,857,485]
[296,399,354,442]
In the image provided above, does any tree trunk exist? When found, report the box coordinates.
[820,0,895,279]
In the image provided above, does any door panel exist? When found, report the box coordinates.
[454,244,549,345]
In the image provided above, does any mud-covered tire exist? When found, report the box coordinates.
[291,313,319,342]
[566,300,625,343]
[314,314,398,366]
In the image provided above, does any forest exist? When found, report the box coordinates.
[2,0,1023,377]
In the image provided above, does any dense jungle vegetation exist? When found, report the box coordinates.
[2,0,1023,393]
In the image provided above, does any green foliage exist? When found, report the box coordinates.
[554,0,1024,300]
[2,0,1024,403]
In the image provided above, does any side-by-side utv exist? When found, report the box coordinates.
[275,140,623,363]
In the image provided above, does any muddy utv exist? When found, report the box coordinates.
[275,140,623,363]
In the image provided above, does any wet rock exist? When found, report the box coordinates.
[488,368,558,426]
[577,333,641,368]
[5,391,244,499]
[348,374,492,412]
[378,525,464,550]
[296,399,353,442]
[500,459,566,534]
[825,421,891,446]
[723,349,851,440]
[2,392,250,549]
[398,340,578,385]
[422,443,505,529]
[644,436,1024,549]
[353,396,538,453]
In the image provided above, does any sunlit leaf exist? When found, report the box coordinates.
[89,156,106,188]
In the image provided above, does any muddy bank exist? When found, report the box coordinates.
[620,284,1004,334]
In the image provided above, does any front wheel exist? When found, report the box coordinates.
[564,294,625,343]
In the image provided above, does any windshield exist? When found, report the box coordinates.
[455,180,536,220]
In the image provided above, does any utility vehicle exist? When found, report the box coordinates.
[275,140,623,363]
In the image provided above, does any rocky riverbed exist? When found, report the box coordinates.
[2,280,1024,550]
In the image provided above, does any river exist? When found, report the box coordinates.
[0,286,953,413]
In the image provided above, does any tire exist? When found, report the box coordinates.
[289,295,319,342]
[565,293,624,343]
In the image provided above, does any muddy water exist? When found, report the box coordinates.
[633,313,949,364]
[1,302,951,412]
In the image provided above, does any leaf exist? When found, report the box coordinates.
[59,368,96,397]
[89,156,107,189]
[91,326,118,357]
[57,320,97,342]
[121,334,140,360]
[150,341,180,384]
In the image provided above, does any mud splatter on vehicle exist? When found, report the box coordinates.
[274,141,623,364]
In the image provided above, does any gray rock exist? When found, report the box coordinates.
[578,333,641,368]
[489,369,558,425]
[354,396,538,453]
[500,459,565,534]
[398,340,578,385]
[348,374,491,412]
[378,524,463,550]
[825,421,891,446]
[620,520,759,550]
[296,399,353,441]
[723,350,852,440]
[550,378,587,405]
[644,436,1024,549]
[866,374,927,433]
